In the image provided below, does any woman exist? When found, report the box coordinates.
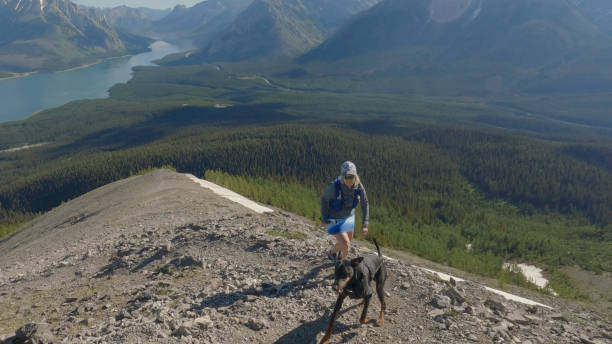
[321,161,369,260]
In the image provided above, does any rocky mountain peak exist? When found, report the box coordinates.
[0,169,610,343]
[0,0,152,73]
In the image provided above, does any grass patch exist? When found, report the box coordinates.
[496,268,542,292]
[266,229,308,240]
[445,309,460,317]
[0,215,37,239]
[129,165,176,177]
[547,269,590,301]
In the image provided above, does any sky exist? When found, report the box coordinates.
[72,1,203,10]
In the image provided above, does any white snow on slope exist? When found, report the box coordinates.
[185,174,273,214]
[503,263,549,289]
[421,267,552,309]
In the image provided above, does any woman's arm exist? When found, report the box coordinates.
[320,183,335,224]
[360,184,369,227]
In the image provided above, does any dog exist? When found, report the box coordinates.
[320,239,387,344]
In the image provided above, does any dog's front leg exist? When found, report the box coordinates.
[320,294,347,344]
[359,295,372,324]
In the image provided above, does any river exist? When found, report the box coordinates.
[0,41,189,123]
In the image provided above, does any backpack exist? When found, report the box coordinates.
[329,177,361,211]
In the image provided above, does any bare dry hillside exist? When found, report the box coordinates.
[0,169,610,343]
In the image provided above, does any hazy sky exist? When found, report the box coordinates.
[72,1,203,10]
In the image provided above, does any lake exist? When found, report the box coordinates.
[0,41,189,123]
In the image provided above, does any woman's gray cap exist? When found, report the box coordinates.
[341,161,357,176]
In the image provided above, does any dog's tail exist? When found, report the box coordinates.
[373,238,382,258]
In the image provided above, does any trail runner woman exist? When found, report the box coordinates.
[321,161,369,260]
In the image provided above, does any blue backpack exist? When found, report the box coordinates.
[329,177,361,211]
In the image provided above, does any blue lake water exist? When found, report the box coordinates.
[0,41,188,123]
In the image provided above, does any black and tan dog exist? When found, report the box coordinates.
[320,239,387,344]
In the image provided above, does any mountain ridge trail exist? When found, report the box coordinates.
[1,169,610,343]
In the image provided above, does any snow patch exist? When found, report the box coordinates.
[503,263,548,289]
[420,267,553,309]
[185,174,273,214]
[503,263,558,296]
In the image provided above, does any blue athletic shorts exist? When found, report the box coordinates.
[326,214,355,235]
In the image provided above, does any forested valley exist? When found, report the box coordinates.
[0,60,611,300]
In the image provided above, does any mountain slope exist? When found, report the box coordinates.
[301,0,611,94]
[199,0,380,61]
[0,0,152,73]
[151,0,253,45]
[96,5,171,35]
[571,0,612,35]
[0,169,609,343]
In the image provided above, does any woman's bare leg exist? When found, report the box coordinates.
[333,232,351,259]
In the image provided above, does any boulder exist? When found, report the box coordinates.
[505,311,531,325]
[245,318,267,331]
[484,299,506,315]
[14,323,55,344]
[172,325,191,337]
[443,287,466,305]
[431,294,452,309]
[193,316,214,330]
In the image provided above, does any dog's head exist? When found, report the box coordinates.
[333,252,364,295]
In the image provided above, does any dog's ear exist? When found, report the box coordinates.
[335,251,343,262]
[350,257,364,266]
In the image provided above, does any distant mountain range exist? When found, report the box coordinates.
[0,0,152,74]
[153,0,612,95]
[4,0,612,95]
[307,0,605,64]
[197,0,380,61]
[298,0,612,95]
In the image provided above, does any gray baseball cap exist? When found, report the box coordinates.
[341,161,357,177]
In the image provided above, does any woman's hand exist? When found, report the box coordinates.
[360,226,368,238]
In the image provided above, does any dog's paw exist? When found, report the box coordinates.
[375,317,384,327]
[318,332,331,344]
[360,316,371,324]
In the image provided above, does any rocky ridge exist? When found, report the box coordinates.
[0,169,610,343]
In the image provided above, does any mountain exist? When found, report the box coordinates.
[301,0,612,95]
[1,169,609,343]
[199,0,380,62]
[97,5,171,35]
[151,0,253,45]
[0,0,152,73]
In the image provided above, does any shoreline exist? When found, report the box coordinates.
[0,71,37,80]
[0,40,179,123]
[0,55,133,80]
[0,47,153,80]
[0,41,179,81]
[55,54,133,73]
